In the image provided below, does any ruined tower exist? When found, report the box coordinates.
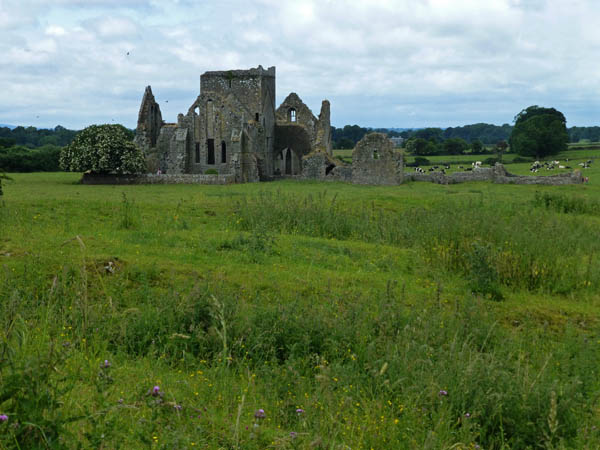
[190,66,276,181]
[133,66,331,181]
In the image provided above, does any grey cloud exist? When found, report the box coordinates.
[1,0,599,129]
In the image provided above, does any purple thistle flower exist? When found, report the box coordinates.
[101,359,111,369]
[464,412,471,418]
[290,431,297,439]
[148,385,163,397]
[438,390,448,396]
[296,408,305,415]
[174,404,182,411]
[0,414,8,423]
[254,408,266,419]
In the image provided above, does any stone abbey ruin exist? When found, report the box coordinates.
[134,66,332,182]
[124,65,583,187]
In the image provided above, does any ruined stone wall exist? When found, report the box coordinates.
[134,86,163,152]
[315,100,332,155]
[274,124,312,175]
[330,166,353,182]
[191,93,243,175]
[194,66,275,178]
[351,133,404,185]
[493,171,583,185]
[81,173,235,185]
[200,66,275,120]
[275,93,332,158]
[405,164,584,185]
[301,152,338,180]
[156,125,176,173]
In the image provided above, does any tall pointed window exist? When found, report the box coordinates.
[221,141,227,163]
[207,139,215,165]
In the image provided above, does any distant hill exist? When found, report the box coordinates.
[0,124,16,129]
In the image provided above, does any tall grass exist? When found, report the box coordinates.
[2,175,600,448]
[535,191,600,215]
[231,190,600,295]
[1,256,598,448]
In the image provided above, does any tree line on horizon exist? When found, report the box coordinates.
[2,122,600,151]
[1,112,598,172]
[332,123,600,149]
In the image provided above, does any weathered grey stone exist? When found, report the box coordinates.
[134,66,331,182]
[351,133,404,185]
[404,163,584,185]
[81,173,235,185]
[274,92,333,174]
[134,86,163,152]
[301,151,339,180]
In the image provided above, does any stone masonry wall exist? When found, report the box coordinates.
[351,133,404,185]
[81,173,235,185]
[404,164,584,185]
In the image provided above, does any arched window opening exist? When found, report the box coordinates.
[373,150,379,160]
[195,142,200,164]
[255,112,259,122]
[221,141,227,163]
[285,148,292,175]
[288,108,296,122]
[207,139,215,165]
[326,163,336,175]
[194,106,200,116]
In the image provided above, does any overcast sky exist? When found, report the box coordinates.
[1,0,599,130]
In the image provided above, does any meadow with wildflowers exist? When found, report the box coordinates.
[0,167,600,449]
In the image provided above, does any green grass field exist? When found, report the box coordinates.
[1,171,600,448]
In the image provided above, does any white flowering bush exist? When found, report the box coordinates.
[60,124,146,174]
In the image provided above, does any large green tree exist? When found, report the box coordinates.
[443,137,468,155]
[60,124,145,174]
[510,106,568,159]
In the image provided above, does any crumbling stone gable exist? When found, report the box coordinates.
[275,93,332,156]
[351,133,404,185]
[134,86,163,151]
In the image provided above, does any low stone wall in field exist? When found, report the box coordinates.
[81,173,236,185]
[493,172,583,185]
[404,164,584,186]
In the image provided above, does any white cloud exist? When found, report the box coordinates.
[1,0,599,129]
[91,16,139,38]
[45,25,66,36]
